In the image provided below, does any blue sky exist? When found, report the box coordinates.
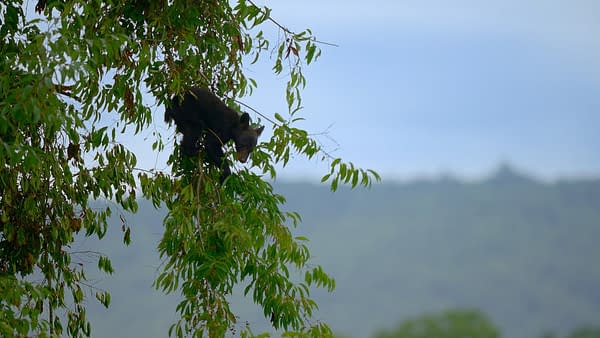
[139,1,600,182]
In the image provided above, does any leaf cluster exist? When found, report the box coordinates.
[0,0,378,336]
[374,309,500,338]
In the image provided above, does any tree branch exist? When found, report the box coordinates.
[246,0,340,47]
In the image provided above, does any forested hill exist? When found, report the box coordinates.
[86,167,600,338]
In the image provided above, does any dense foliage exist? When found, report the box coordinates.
[373,309,500,338]
[371,308,600,338]
[0,0,378,336]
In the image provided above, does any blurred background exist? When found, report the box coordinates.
[84,1,600,337]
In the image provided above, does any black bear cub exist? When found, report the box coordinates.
[165,87,264,179]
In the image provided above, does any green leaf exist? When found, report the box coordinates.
[351,171,359,188]
[331,158,341,167]
[98,256,114,274]
[331,177,339,191]
[274,112,286,123]
[368,169,382,182]
[306,44,317,64]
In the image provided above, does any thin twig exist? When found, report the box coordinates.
[246,0,339,47]
[235,99,278,126]
[234,99,337,160]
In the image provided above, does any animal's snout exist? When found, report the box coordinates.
[236,150,250,163]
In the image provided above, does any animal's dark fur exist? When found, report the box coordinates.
[165,87,264,179]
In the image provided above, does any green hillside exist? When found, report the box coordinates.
[84,167,600,337]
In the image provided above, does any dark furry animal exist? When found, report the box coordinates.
[165,87,264,179]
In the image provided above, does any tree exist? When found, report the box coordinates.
[373,309,500,338]
[0,0,379,336]
[541,326,600,338]
[568,327,600,338]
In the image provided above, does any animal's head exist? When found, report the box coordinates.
[234,113,264,163]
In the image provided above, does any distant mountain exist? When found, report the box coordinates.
[84,168,600,338]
